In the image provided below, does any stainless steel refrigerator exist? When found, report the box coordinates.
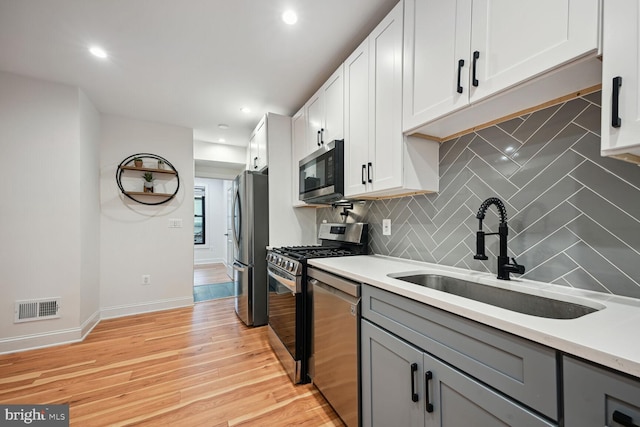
[232,170,269,326]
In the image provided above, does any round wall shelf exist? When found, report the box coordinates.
[116,153,180,205]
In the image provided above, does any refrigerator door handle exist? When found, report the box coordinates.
[233,262,247,272]
[232,189,241,250]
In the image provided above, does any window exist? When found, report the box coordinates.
[194,186,205,245]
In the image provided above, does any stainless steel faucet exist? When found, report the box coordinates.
[474,197,525,280]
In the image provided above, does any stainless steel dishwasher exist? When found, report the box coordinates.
[308,266,361,427]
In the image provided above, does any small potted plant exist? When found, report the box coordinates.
[157,159,165,169]
[142,172,154,193]
[133,157,143,168]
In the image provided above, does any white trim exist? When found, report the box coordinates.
[0,327,84,355]
[80,309,101,339]
[100,296,194,320]
[194,257,226,266]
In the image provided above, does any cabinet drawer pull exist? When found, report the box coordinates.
[613,410,639,427]
[361,164,366,185]
[367,162,373,183]
[425,371,434,413]
[472,51,480,87]
[410,363,419,402]
[457,59,465,94]
[612,76,622,128]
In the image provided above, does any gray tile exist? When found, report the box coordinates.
[551,276,572,288]
[570,158,640,222]
[476,125,523,154]
[571,132,640,190]
[465,156,519,200]
[509,147,586,211]
[582,90,601,107]
[509,202,581,255]
[439,147,474,193]
[561,267,610,293]
[433,221,474,263]
[432,203,475,245]
[523,252,578,283]
[433,167,473,211]
[468,136,520,178]
[509,175,583,234]
[514,221,581,264]
[440,132,475,170]
[565,214,640,284]
[496,117,525,135]
[568,184,640,251]
[464,177,518,221]
[510,123,587,189]
[439,240,474,269]
[512,103,562,143]
[565,241,640,299]
[572,104,601,136]
[432,186,471,228]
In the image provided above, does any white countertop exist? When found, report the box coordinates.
[308,255,640,378]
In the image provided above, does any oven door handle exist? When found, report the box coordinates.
[268,268,298,294]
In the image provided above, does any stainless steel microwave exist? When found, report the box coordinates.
[299,139,344,204]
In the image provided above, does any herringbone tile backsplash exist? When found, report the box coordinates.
[317,91,640,299]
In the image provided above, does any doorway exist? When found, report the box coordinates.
[193,177,235,302]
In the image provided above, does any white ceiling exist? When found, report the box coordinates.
[0,0,399,147]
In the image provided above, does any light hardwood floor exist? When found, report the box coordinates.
[0,298,344,426]
[194,263,232,286]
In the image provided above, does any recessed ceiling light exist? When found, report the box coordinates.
[240,107,251,114]
[89,46,108,59]
[282,10,298,25]
[218,124,229,129]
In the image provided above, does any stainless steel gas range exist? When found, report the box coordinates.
[266,222,368,384]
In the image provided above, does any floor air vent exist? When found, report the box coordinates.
[14,298,61,323]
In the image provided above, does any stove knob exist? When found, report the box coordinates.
[287,261,294,271]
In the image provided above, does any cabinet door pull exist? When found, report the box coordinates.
[367,162,373,183]
[253,156,258,169]
[361,164,366,185]
[317,130,321,146]
[472,51,480,87]
[410,363,419,402]
[320,128,325,145]
[425,371,434,413]
[612,76,622,128]
[613,410,639,427]
[457,59,465,94]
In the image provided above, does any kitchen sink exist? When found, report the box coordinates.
[387,273,600,319]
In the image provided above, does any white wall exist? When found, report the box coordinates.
[78,90,101,336]
[194,177,232,265]
[194,140,246,164]
[100,115,194,319]
[0,71,100,352]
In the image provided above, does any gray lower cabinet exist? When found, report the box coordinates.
[564,356,640,427]
[362,320,555,426]
[361,285,559,426]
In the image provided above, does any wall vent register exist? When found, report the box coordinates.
[14,297,61,323]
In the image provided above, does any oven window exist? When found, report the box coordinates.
[268,274,297,357]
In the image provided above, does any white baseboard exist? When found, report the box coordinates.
[0,298,193,355]
[194,258,226,266]
[0,327,84,355]
[100,296,194,320]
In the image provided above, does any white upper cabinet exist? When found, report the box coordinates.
[346,0,438,199]
[601,0,640,161]
[291,107,307,206]
[403,0,600,134]
[304,65,345,156]
[247,116,267,172]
